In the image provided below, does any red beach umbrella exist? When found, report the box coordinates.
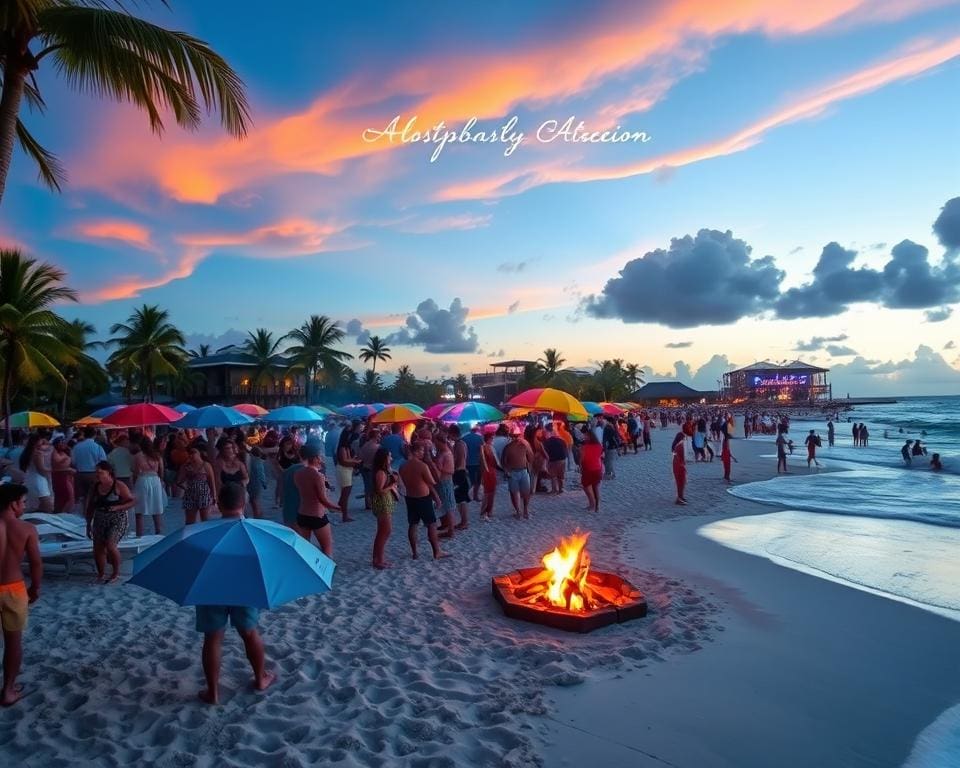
[102,403,183,428]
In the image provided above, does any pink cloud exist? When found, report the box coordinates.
[70,0,918,205]
[73,219,157,252]
[435,35,960,201]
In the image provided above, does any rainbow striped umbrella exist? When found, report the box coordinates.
[3,411,60,428]
[234,403,269,417]
[423,402,454,419]
[74,415,103,426]
[507,388,587,418]
[370,404,423,424]
[439,402,505,424]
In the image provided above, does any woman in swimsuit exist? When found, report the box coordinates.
[671,432,687,505]
[479,433,498,522]
[214,440,249,499]
[177,445,217,524]
[335,429,361,522]
[371,447,398,570]
[86,461,135,583]
[20,433,53,512]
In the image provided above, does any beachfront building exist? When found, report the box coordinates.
[186,346,306,407]
[630,381,707,406]
[471,360,535,404]
[722,360,831,403]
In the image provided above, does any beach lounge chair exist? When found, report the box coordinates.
[25,513,164,575]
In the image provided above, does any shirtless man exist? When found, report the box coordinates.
[501,429,534,519]
[449,425,470,531]
[0,483,41,706]
[293,444,340,557]
[398,441,447,560]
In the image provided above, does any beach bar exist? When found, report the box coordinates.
[722,360,831,403]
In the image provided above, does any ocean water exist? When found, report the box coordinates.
[702,396,960,765]
[699,395,960,614]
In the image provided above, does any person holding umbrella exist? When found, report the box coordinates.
[194,483,275,705]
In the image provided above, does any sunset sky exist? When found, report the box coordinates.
[3,0,960,395]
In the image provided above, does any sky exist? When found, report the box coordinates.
[3,0,960,396]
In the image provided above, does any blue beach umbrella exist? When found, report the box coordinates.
[580,402,604,416]
[338,403,377,419]
[90,404,125,419]
[175,405,253,428]
[129,518,336,609]
[262,405,325,424]
[173,402,197,414]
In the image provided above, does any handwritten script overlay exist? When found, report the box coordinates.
[362,115,651,162]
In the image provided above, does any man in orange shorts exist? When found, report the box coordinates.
[0,482,42,706]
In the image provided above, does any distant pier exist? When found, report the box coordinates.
[843,397,898,405]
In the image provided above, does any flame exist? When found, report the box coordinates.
[541,532,591,612]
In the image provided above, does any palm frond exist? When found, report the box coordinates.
[15,119,66,191]
[40,5,251,137]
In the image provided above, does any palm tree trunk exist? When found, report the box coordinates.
[2,352,14,446]
[0,51,30,206]
[62,378,69,424]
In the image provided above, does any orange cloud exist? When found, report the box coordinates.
[82,249,204,302]
[177,218,351,256]
[73,0,913,205]
[436,35,960,201]
[73,219,156,252]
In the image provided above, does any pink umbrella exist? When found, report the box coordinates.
[423,402,455,419]
[102,403,183,428]
[234,403,269,417]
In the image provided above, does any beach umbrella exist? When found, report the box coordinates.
[175,405,254,429]
[339,403,377,419]
[371,404,424,424]
[90,404,125,419]
[74,415,103,426]
[439,402,505,424]
[129,518,335,609]
[308,404,336,416]
[2,411,60,428]
[102,403,183,428]
[234,403,269,418]
[508,388,587,418]
[597,402,627,415]
[423,402,454,419]
[580,402,604,415]
[173,403,197,414]
[262,405,324,424]
[399,403,425,414]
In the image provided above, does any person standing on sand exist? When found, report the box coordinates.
[293,444,340,557]
[334,430,361,523]
[462,425,484,502]
[398,441,446,560]
[671,432,687,505]
[0,483,41,707]
[50,438,76,514]
[502,428,534,519]
[479,432,498,521]
[776,428,789,474]
[195,483,275,705]
[805,430,821,468]
[543,423,568,494]
[580,429,603,512]
[721,431,737,484]
[371,447,398,570]
[430,433,457,537]
[86,462,135,584]
[449,425,471,531]
[177,446,217,525]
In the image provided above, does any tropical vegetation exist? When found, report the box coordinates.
[0,0,250,204]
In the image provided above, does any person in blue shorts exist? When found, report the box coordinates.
[195,483,276,704]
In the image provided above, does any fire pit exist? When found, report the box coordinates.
[492,532,647,633]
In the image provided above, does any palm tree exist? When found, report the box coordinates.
[362,369,382,400]
[59,318,106,420]
[358,335,391,374]
[0,249,77,442]
[241,328,282,393]
[189,344,212,359]
[283,315,352,403]
[392,365,417,402]
[0,0,251,204]
[536,348,566,385]
[624,363,644,394]
[107,304,187,402]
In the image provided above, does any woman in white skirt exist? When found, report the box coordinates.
[132,436,166,537]
[20,432,53,512]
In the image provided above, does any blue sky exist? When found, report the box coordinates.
[2,0,959,395]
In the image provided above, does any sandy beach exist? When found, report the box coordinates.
[1,427,957,767]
